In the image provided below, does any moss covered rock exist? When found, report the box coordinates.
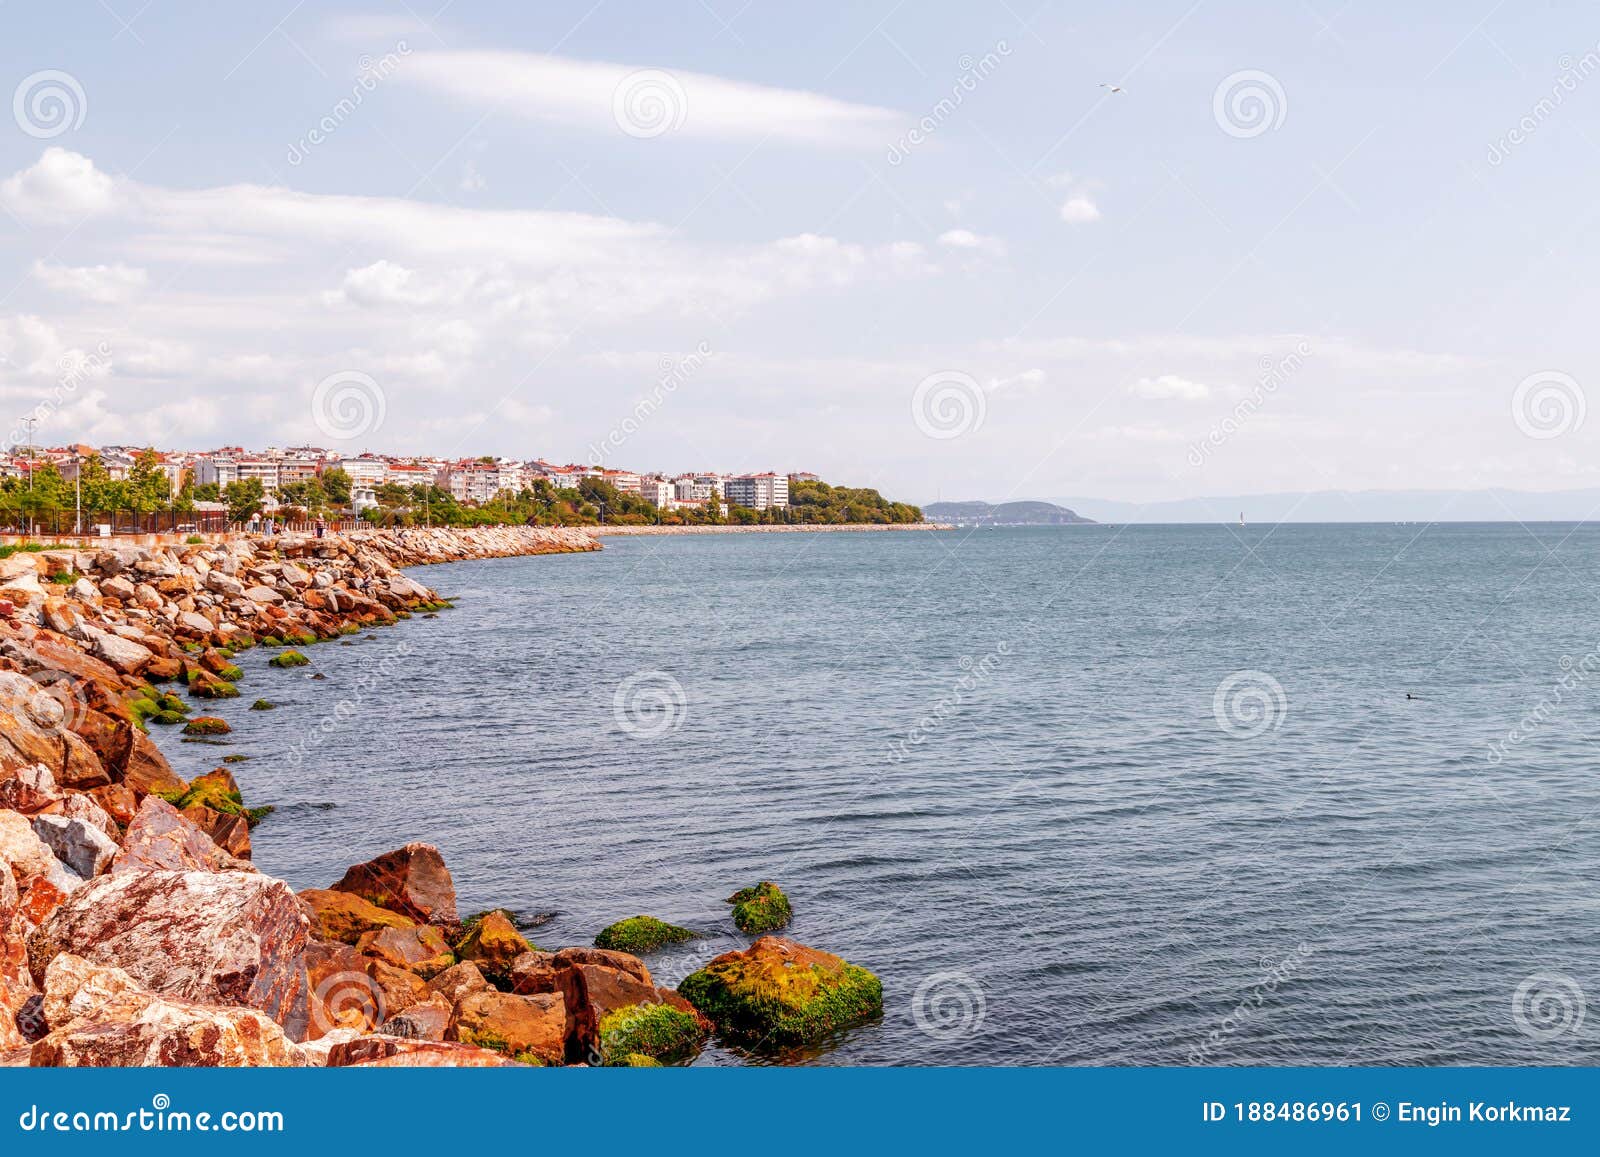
[158,767,272,827]
[181,715,231,736]
[594,915,696,954]
[189,674,239,699]
[596,1001,706,1065]
[622,1052,663,1067]
[268,650,310,668]
[150,709,187,726]
[677,936,882,1047]
[727,880,792,934]
[300,887,415,944]
[250,698,276,711]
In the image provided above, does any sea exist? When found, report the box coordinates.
[151,523,1600,1065]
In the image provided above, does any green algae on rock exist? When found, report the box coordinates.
[677,936,882,1047]
[181,715,231,736]
[727,880,792,934]
[249,698,276,710]
[596,1001,706,1065]
[594,915,697,954]
[268,650,310,668]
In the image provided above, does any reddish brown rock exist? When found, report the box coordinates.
[426,960,492,1006]
[305,940,383,1039]
[329,842,457,925]
[365,959,430,1017]
[26,869,310,1034]
[123,731,187,797]
[0,763,59,813]
[455,910,531,984]
[447,989,567,1065]
[88,783,138,827]
[356,925,454,978]
[562,955,703,1053]
[328,1035,516,1067]
[506,951,565,997]
[299,888,415,944]
[377,992,451,1041]
[110,796,251,875]
[181,804,251,860]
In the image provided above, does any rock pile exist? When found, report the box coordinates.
[0,526,881,1067]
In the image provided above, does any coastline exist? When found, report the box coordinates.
[0,525,881,1067]
[586,522,952,536]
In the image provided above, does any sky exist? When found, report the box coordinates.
[1,1,1598,506]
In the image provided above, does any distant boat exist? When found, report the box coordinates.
[1239,512,1245,528]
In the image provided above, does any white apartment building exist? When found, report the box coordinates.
[194,454,240,488]
[235,457,281,492]
[724,472,789,510]
[639,477,674,506]
[339,456,389,488]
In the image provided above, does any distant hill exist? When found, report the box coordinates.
[924,500,1094,526]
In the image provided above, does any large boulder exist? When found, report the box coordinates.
[123,731,187,797]
[30,956,304,1067]
[553,947,703,1055]
[89,632,153,675]
[329,842,457,925]
[727,880,792,934]
[677,936,883,1047]
[0,672,107,788]
[27,869,310,1033]
[376,992,451,1041]
[299,888,414,944]
[110,796,252,875]
[0,763,59,814]
[594,914,697,954]
[446,989,566,1065]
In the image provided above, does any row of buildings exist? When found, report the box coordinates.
[1,445,812,512]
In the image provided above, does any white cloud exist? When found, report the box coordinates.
[937,229,1006,256]
[31,261,148,303]
[0,147,120,223]
[1128,374,1211,400]
[459,160,485,192]
[988,368,1045,393]
[399,51,902,146]
[1059,195,1101,224]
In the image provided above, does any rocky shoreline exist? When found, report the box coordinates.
[0,526,882,1066]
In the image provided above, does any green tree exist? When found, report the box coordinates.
[223,478,266,522]
[320,468,352,505]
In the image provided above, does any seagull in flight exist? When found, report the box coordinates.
[1099,83,1125,94]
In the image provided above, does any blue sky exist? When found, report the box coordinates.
[1,1,1597,504]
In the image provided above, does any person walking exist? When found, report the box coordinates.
[248,510,261,536]
[315,515,327,539]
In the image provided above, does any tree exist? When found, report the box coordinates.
[223,478,266,522]
[320,468,352,505]
[128,449,171,515]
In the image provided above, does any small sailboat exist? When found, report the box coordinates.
[1238,511,1245,529]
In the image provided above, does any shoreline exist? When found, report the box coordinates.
[0,525,880,1067]
[585,522,952,536]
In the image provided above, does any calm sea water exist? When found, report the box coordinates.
[154,524,1600,1065]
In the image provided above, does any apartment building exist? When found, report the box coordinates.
[723,472,789,510]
